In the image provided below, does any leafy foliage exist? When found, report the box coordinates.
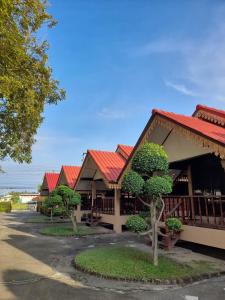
[44,185,81,227]
[122,170,144,196]
[126,215,148,232]
[166,218,182,232]
[132,143,169,176]
[54,185,81,208]
[144,176,173,197]
[0,201,11,212]
[0,0,65,162]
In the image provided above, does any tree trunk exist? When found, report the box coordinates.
[70,210,77,232]
[151,200,158,266]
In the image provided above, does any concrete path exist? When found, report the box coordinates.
[0,211,225,300]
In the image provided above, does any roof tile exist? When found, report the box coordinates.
[45,173,59,192]
[153,109,225,146]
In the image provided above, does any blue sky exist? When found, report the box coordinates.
[1,0,225,194]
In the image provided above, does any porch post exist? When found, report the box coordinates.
[91,181,96,207]
[187,164,195,220]
[114,188,122,233]
[221,159,225,172]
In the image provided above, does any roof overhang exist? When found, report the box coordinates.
[118,112,225,185]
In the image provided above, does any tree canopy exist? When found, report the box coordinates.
[0,0,65,163]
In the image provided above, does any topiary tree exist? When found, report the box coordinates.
[45,185,81,231]
[122,143,172,266]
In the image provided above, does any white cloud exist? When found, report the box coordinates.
[136,16,225,102]
[135,38,192,56]
[98,107,126,120]
[165,81,198,97]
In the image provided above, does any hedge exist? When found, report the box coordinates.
[0,202,12,213]
[12,203,28,210]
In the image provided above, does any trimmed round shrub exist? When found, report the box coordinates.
[126,215,148,233]
[166,218,182,232]
[122,170,144,196]
[132,143,169,176]
[144,175,172,197]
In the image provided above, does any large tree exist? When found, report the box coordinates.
[122,143,172,266]
[0,0,65,163]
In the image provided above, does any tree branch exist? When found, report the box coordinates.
[157,196,165,223]
[139,228,153,236]
[138,196,151,208]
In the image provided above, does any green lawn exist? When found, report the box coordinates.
[74,246,216,281]
[26,216,51,223]
[40,224,98,236]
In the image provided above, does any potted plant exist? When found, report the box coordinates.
[163,218,182,250]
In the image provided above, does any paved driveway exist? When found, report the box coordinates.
[0,211,224,300]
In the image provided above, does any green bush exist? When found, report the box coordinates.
[166,218,182,232]
[122,170,144,195]
[0,202,12,213]
[144,175,172,197]
[132,143,169,176]
[126,215,148,233]
[53,206,66,216]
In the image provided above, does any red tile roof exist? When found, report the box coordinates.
[195,104,225,119]
[152,109,225,146]
[88,150,127,183]
[116,144,134,159]
[62,166,81,188]
[45,173,59,192]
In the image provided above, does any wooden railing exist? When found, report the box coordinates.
[162,195,225,229]
[120,196,145,215]
[93,197,115,214]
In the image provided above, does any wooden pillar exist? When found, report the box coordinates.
[113,188,122,233]
[91,181,96,207]
[187,164,194,220]
[221,159,225,172]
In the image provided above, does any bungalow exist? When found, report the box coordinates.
[74,144,133,231]
[117,104,225,249]
[56,165,81,188]
[40,172,59,196]
[75,104,225,250]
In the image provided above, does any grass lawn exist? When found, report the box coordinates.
[74,246,216,281]
[26,216,52,223]
[40,224,99,236]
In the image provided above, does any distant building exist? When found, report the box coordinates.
[19,193,40,203]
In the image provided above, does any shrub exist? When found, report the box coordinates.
[126,215,148,233]
[53,206,66,216]
[166,218,182,232]
[12,203,28,210]
[0,202,12,213]
[144,176,173,197]
[122,170,144,195]
[132,143,169,176]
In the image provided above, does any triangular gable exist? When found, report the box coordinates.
[75,149,128,190]
[118,107,225,185]
[57,166,80,188]
[41,172,59,194]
